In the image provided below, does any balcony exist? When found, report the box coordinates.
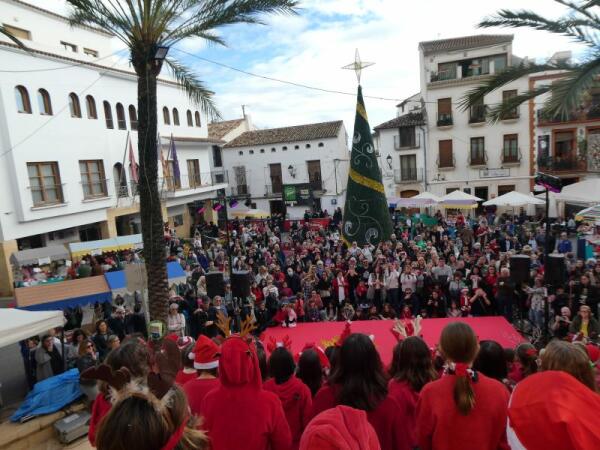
[537,155,587,172]
[229,184,250,197]
[437,114,453,127]
[500,109,520,121]
[265,184,283,197]
[437,154,455,170]
[394,133,420,150]
[536,109,579,125]
[502,148,522,165]
[430,70,456,82]
[309,178,323,191]
[587,104,600,119]
[161,172,225,195]
[469,150,488,167]
[394,168,423,184]
[468,105,487,124]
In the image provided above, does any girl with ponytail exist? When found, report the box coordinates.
[416,322,510,450]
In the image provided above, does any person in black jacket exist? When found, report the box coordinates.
[125,302,147,339]
[92,319,112,361]
[107,307,127,341]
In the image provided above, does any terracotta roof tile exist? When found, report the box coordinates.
[15,276,110,308]
[171,136,225,144]
[224,120,343,148]
[419,34,513,55]
[208,119,245,140]
[374,111,425,130]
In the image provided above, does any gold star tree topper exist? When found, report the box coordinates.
[342,49,375,84]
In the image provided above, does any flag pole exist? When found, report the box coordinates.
[117,131,130,206]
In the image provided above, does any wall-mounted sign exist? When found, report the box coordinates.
[283,184,313,206]
[480,168,510,178]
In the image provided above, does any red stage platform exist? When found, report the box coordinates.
[263,317,525,364]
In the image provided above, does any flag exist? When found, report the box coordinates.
[342,86,393,246]
[128,136,138,183]
[170,134,181,184]
[159,135,167,176]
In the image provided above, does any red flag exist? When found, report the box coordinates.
[129,137,139,183]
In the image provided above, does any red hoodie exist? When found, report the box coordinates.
[201,337,292,450]
[88,393,112,446]
[387,380,419,450]
[183,377,220,420]
[264,375,312,449]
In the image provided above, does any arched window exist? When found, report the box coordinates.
[194,111,201,127]
[15,85,31,113]
[103,101,113,129]
[163,107,170,125]
[116,103,126,129]
[186,110,193,126]
[86,95,97,119]
[69,93,81,118]
[128,105,138,130]
[172,108,180,126]
[37,89,52,115]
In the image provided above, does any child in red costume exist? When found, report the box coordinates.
[310,333,411,450]
[264,347,312,450]
[183,335,221,419]
[201,336,291,450]
[416,322,510,450]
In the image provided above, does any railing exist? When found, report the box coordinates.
[500,109,520,120]
[265,184,283,196]
[309,178,323,191]
[536,109,579,124]
[468,150,488,167]
[394,167,422,184]
[437,114,453,127]
[211,170,228,185]
[537,155,587,172]
[115,184,129,198]
[394,133,420,150]
[502,148,522,164]
[469,105,487,124]
[587,104,600,119]
[229,184,250,196]
[82,179,109,199]
[161,172,216,192]
[437,154,455,169]
[430,70,456,82]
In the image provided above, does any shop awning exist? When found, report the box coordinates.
[10,245,69,267]
[0,309,65,348]
[167,261,187,285]
[68,234,143,258]
[15,276,112,311]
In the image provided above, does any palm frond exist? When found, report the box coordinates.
[0,25,28,49]
[486,87,551,123]
[164,57,221,121]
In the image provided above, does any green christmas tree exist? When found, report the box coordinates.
[342,86,393,246]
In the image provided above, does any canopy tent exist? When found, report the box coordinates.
[483,191,545,207]
[68,234,143,259]
[576,204,600,223]
[15,276,112,311]
[167,261,187,285]
[0,309,64,348]
[393,192,441,208]
[438,190,482,209]
[231,209,270,219]
[554,179,600,205]
[10,245,69,267]
[104,270,128,297]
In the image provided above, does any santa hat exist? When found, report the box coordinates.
[176,336,193,350]
[508,371,600,450]
[299,405,380,450]
[297,343,330,370]
[189,335,220,370]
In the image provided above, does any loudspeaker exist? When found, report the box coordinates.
[206,272,225,298]
[546,254,566,285]
[510,255,531,285]
[231,271,251,298]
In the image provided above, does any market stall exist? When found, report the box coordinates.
[68,234,143,260]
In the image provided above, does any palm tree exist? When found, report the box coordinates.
[66,0,298,323]
[461,0,600,122]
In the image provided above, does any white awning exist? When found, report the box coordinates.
[483,191,545,207]
[0,309,64,348]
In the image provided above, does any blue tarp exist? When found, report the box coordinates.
[11,369,82,421]
[21,292,112,311]
[167,261,186,280]
[104,270,126,290]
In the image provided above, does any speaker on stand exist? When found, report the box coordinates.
[510,255,531,324]
[206,272,225,298]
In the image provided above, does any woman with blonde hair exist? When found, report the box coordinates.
[541,340,597,392]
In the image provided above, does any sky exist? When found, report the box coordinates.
[28,0,584,132]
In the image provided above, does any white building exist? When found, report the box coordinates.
[0,0,226,294]
[221,121,349,218]
[418,35,532,202]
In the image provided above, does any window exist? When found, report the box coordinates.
[37,89,52,115]
[79,160,107,198]
[294,145,299,150]
[163,107,170,125]
[469,98,486,123]
[503,134,519,163]
[15,85,31,113]
[306,144,311,148]
[165,161,181,190]
[194,111,201,127]
[83,48,98,57]
[2,24,31,40]
[498,185,515,197]
[27,162,63,206]
[69,93,81,118]
[307,160,322,190]
[398,127,416,148]
[437,98,452,126]
[318,142,324,147]
[60,41,77,53]
[282,146,288,151]
[501,90,519,119]
[438,140,453,168]
[249,150,254,154]
[128,105,138,130]
[271,148,276,153]
[493,54,507,73]
[212,146,223,167]
[172,215,184,227]
[86,95,97,119]
[239,151,243,156]
[186,110,193,126]
[554,131,575,159]
[173,108,180,126]
[116,103,126,129]
[260,149,265,153]
[103,101,113,129]
[400,155,418,181]
[436,62,457,81]
[470,137,486,165]
[187,159,201,187]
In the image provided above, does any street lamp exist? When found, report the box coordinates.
[386,154,393,170]
[153,45,170,69]
[287,164,296,178]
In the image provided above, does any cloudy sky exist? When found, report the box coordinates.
[30,0,583,132]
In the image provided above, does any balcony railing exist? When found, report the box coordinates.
[430,70,456,82]
[536,109,579,124]
[437,154,455,169]
[161,172,220,192]
[394,168,422,184]
[309,178,323,191]
[469,150,488,167]
[437,114,453,127]
[537,155,587,172]
[500,109,520,120]
[265,184,283,196]
[115,184,129,198]
[502,148,522,164]
[229,184,250,197]
[394,133,420,150]
[469,105,487,124]
[587,104,600,119]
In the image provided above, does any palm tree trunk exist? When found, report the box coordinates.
[135,57,169,324]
